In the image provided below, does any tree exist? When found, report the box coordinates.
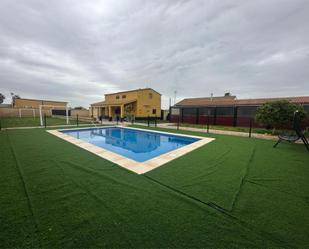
[255,100,306,132]
[10,92,20,107]
[0,93,5,104]
[224,92,231,96]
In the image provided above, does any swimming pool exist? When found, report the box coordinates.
[48,126,214,174]
[61,127,199,162]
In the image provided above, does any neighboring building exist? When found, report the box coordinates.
[161,109,170,121]
[0,98,69,118]
[0,104,12,108]
[170,95,309,127]
[90,88,161,120]
[14,98,68,109]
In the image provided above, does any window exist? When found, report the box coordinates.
[171,108,180,115]
[116,95,120,99]
[122,95,126,99]
[199,107,215,116]
[152,109,156,114]
[216,107,234,116]
[237,106,258,117]
[182,108,196,116]
[149,93,153,99]
[304,105,309,114]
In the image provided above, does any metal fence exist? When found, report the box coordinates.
[170,105,309,128]
[170,106,260,127]
[169,114,255,137]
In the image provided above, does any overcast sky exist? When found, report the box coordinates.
[0,0,309,108]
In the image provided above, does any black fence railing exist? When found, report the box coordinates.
[171,115,255,138]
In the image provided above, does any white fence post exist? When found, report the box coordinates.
[66,105,69,124]
[39,105,43,126]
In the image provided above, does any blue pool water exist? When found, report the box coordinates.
[61,127,199,162]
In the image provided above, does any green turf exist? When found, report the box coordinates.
[0,126,309,248]
[0,117,88,128]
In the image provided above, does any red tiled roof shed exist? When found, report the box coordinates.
[175,96,309,107]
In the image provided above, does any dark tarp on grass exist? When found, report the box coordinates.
[0,127,309,248]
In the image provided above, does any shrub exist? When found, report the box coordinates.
[255,100,306,131]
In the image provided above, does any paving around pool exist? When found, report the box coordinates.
[1,125,309,248]
[48,126,214,174]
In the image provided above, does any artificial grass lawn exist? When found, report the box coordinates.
[0,117,88,128]
[1,127,309,248]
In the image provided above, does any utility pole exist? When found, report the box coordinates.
[174,90,177,105]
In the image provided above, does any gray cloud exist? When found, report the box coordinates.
[0,0,309,108]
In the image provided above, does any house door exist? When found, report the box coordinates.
[113,107,121,120]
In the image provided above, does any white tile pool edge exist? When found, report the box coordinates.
[47,126,215,174]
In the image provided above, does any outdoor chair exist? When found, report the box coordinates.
[273,111,309,151]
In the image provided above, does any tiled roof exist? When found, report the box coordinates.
[104,88,161,96]
[176,96,236,106]
[91,100,107,106]
[91,99,137,106]
[175,96,309,107]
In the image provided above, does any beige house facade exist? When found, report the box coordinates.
[90,88,161,120]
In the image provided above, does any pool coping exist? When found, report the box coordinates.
[47,126,215,174]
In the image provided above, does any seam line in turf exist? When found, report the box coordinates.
[143,174,290,247]
[5,131,42,247]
